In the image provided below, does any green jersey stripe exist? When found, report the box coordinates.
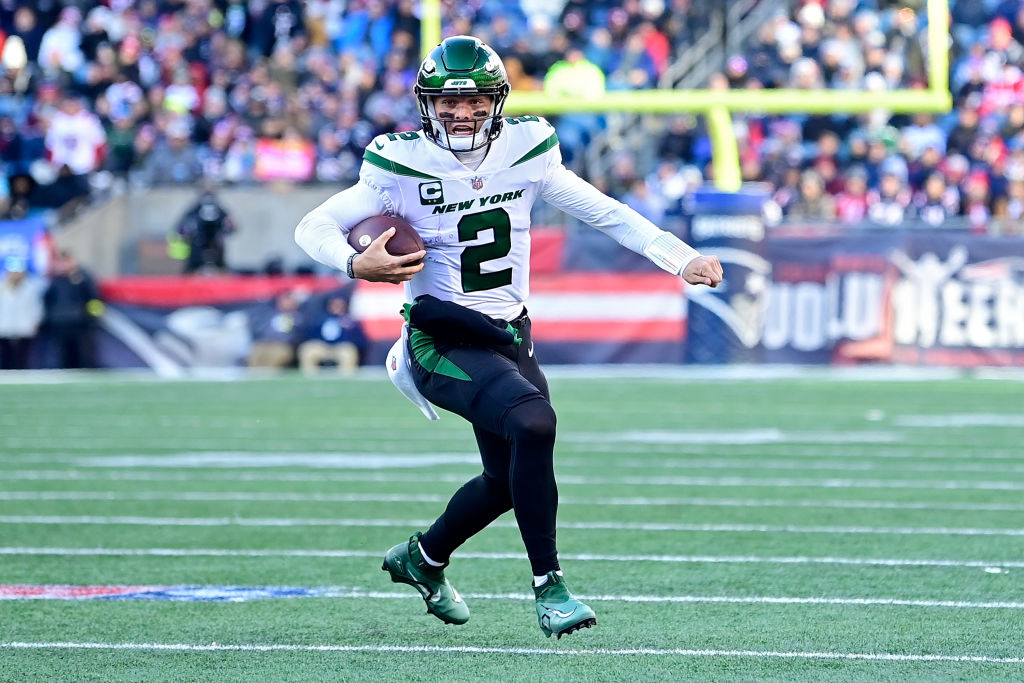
[362,150,439,180]
[510,133,559,167]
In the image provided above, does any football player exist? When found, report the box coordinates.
[295,35,722,638]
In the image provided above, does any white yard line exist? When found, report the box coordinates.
[562,430,905,445]
[0,641,1021,664]
[3,587,1023,610]
[6,469,1024,491]
[6,447,1024,467]
[2,547,1022,568]
[3,490,1024,513]
[3,514,1024,537]
[611,459,1024,475]
[582,445,1024,461]
[8,442,1024,462]
[0,491,450,503]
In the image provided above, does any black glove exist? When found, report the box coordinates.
[402,294,521,349]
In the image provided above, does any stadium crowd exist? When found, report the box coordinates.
[0,0,1021,233]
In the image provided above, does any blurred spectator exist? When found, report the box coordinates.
[953,0,992,50]
[171,186,237,274]
[43,94,106,197]
[543,47,605,166]
[866,158,913,226]
[1,0,1021,236]
[657,115,697,163]
[621,178,666,224]
[10,7,46,64]
[962,169,993,234]
[913,172,961,227]
[247,289,304,368]
[902,114,946,158]
[135,119,202,185]
[835,166,871,224]
[37,7,85,75]
[788,170,836,221]
[253,0,307,58]
[43,251,102,369]
[908,145,945,191]
[297,293,367,375]
[994,168,1024,229]
[772,164,803,217]
[0,257,45,370]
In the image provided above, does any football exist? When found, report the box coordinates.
[347,215,424,256]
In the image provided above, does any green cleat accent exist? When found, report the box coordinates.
[533,571,597,638]
[381,532,469,625]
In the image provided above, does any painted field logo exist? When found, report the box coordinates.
[0,585,363,602]
[419,181,444,206]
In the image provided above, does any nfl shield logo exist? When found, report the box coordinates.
[471,177,484,190]
[390,355,398,371]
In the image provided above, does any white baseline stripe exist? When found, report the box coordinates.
[562,430,902,445]
[7,469,1024,491]
[7,440,1022,461]
[895,414,1024,428]
[2,547,1023,568]
[1,641,1021,664]
[572,444,1024,461]
[4,588,1022,610]
[3,515,1024,537]
[614,459,1024,475]
[72,453,481,469]
[4,490,1024,513]
[0,491,449,503]
[6,445,1024,466]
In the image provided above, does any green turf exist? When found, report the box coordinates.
[2,371,1024,681]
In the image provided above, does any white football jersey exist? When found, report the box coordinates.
[295,116,699,321]
[360,117,557,319]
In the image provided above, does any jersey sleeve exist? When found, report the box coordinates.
[293,144,399,272]
[540,161,701,274]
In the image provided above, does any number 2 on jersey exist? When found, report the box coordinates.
[458,208,512,292]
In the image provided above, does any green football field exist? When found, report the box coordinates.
[1,369,1023,681]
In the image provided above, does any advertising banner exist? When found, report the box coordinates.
[94,272,687,370]
[87,233,1024,370]
[0,217,50,274]
[253,139,316,182]
[684,232,1024,366]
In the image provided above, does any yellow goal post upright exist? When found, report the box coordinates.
[419,0,952,192]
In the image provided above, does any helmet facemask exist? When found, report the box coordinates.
[422,93,504,152]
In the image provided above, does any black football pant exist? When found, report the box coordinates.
[0,337,32,370]
[411,313,560,576]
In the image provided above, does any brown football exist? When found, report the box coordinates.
[347,215,425,256]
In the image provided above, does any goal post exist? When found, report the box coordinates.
[419,0,952,191]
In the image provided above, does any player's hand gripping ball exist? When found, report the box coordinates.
[347,215,424,257]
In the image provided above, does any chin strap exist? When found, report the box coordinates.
[643,232,702,276]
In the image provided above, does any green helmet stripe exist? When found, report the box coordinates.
[441,38,482,71]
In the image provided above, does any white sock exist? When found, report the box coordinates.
[533,570,562,587]
[418,542,445,567]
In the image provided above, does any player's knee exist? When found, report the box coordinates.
[504,398,556,444]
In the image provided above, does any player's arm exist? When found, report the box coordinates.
[541,164,722,287]
[294,179,424,283]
